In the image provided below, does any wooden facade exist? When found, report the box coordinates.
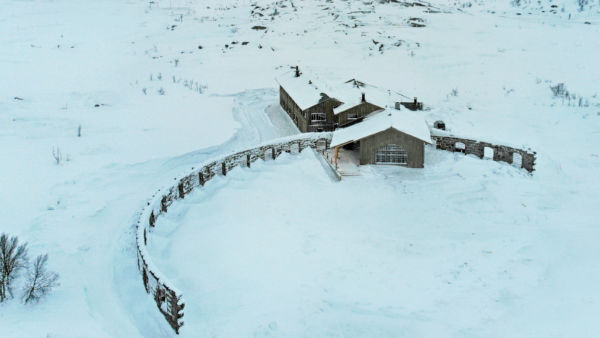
[279,86,309,132]
[305,97,342,132]
[336,102,382,127]
[279,86,386,132]
[279,85,343,132]
[359,128,425,168]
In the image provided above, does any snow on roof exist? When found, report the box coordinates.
[331,79,408,115]
[330,109,432,148]
[276,69,329,111]
[276,69,410,113]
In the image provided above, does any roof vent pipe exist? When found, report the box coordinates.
[361,92,366,103]
[413,97,417,104]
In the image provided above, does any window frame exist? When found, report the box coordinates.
[375,144,408,165]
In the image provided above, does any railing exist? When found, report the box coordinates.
[135,133,332,334]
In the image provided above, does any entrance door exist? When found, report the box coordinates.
[376,144,408,165]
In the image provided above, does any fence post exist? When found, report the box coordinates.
[222,162,227,176]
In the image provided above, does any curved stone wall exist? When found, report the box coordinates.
[135,133,332,334]
[431,135,536,172]
[135,130,534,334]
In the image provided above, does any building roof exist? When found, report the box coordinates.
[330,79,407,115]
[276,68,410,112]
[330,109,433,148]
[276,69,330,111]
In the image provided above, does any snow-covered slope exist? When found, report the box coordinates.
[1,0,599,337]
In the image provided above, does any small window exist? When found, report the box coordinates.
[311,112,326,122]
[347,112,359,120]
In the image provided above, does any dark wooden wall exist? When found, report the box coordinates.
[279,86,309,132]
[359,128,425,168]
[336,102,382,126]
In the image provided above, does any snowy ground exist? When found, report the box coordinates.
[1,0,599,337]
[149,149,599,337]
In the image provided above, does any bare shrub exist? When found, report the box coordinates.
[52,147,62,165]
[550,83,567,97]
[0,234,28,302]
[22,254,59,303]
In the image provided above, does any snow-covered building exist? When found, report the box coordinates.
[330,109,432,168]
[277,67,410,132]
[277,67,432,168]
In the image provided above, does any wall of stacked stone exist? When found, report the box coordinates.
[431,135,536,172]
[135,132,333,334]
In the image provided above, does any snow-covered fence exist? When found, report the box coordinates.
[431,135,536,172]
[135,132,332,334]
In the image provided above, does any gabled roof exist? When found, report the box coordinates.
[330,109,432,148]
[330,79,407,115]
[276,68,410,113]
[276,69,330,111]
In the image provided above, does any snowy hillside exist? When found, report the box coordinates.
[1,0,599,337]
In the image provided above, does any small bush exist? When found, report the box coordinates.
[550,83,567,97]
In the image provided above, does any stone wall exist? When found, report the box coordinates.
[135,133,333,334]
[135,131,534,334]
[431,135,536,172]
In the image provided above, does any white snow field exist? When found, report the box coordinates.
[149,148,599,337]
[1,0,599,337]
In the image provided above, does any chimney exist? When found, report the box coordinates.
[413,97,417,105]
[294,66,300,77]
[361,92,366,103]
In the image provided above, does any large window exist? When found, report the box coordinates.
[376,144,408,165]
